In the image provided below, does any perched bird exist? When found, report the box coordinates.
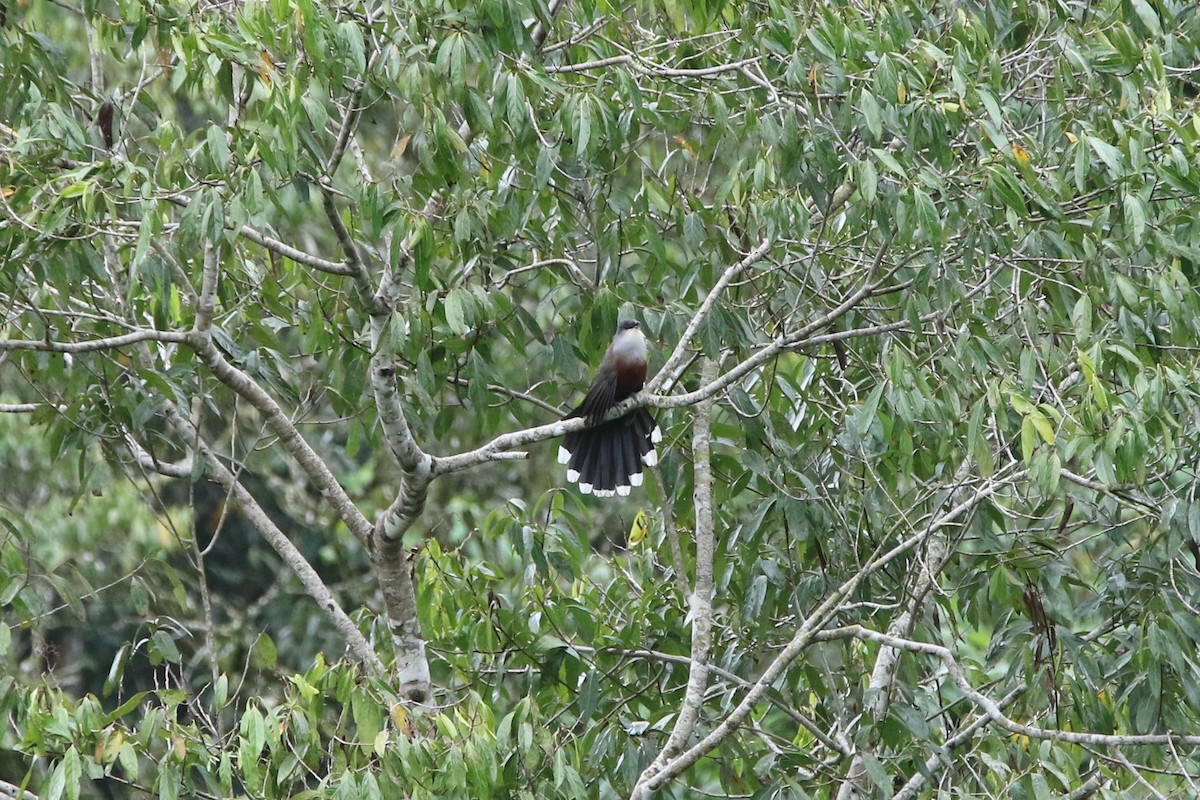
[558,319,661,497]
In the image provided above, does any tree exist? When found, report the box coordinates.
[4,0,1200,797]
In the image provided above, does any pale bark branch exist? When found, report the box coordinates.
[1108,750,1169,800]
[635,358,719,795]
[326,80,366,178]
[546,54,761,77]
[647,236,774,393]
[0,330,189,353]
[164,408,383,674]
[0,403,40,413]
[186,335,374,546]
[575,643,848,756]
[1068,771,1108,800]
[529,0,566,50]
[371,531,430,702]
[836,460,972,800]
[820,624,1200,747]
[319,186,374,293]
[491,257,589,289]
[637,468,1024,794]
[157,194,356,276]
[0,779,38,800]
[545,54,632,73]
[194,239,219,334]
[371,358,434,542]
[891,686,1025,800]
[126,437,193,478]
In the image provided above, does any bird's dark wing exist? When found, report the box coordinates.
[572,365,619,426]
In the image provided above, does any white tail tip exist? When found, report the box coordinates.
[651,426,663,444]
[566,469,580,483]
[617,485,631,497]
[557,446,572,464]
[630,472,644,487]
[642,450,658,467]
[579,482,593,495]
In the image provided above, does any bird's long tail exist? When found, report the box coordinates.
[558,408,660,497]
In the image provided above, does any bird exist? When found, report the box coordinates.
[557,319,662,497]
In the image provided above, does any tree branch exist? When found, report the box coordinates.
[892,686,1025,800]
[0,779,38,800]
[820,625,1200,747]
[164,408,383,674]
[647,236,774,393]
[836,460,972,800]
[0,330,189,352]
[636,467,1024,794]
[0,403,40,413]
[161,194,356,276]
[371,357,434,542]
[574,643,849,756]
[635,358,719,794]
[186,334,374,546]
[194,238,219,334]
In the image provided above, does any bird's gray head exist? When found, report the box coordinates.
[611,318,647,358]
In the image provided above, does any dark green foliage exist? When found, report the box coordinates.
[4,0,1200,797]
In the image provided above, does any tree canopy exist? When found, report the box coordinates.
[4,0,1200,797]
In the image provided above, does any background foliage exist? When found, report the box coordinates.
[4,0,1200,797]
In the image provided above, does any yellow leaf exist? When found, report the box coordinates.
[808,64,820,90]
[1065,131,1078,143]
[896,81,906,104]
[258,51,274,85]
[1012,143,1030,164]
[391,703,413,737]
[629,510,650,545]
[391,134,412,159]
[673,136,695,159]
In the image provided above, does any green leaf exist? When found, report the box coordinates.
[158,763,180,800]
[912,187,940,239]
[859,89,883,140]
[1072,294,1092,341]
[1130,0,1162,36]
[63,747,81,800]
[1029,409,1055,445]
[103,691,150,725]
[1123,193,1146,248]
[506,72,526,134]
[1021,415,1037,462]
[988,166,1027,215]
[45,757,66,800]
[149,631,180,664]
[206,124,230,172]
[1087,135,1124,175]
[254,634,277,669]
[240,705,266,759]
[444,288,469,335]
